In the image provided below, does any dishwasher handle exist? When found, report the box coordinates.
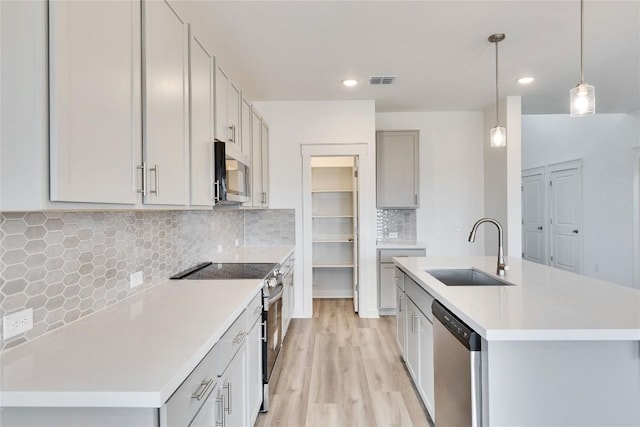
[432,300,481,351]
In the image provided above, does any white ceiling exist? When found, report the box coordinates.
[193,0,640,114]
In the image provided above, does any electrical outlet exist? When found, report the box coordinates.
[389,232,398,239]
[235,239,239,247]
[129,271,143,288]
[456,223,463,232]
[3,308,33,340]
[217,244,223,253]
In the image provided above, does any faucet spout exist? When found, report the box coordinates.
[468,217,507,276]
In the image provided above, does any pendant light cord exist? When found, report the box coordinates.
[495,40,500,125]
[580,0,584,84]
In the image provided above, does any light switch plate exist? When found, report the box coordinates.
[3,308,33,340]
[129,271,143,288]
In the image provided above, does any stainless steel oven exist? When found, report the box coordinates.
[262,279,283,412]
[170,261,285,413]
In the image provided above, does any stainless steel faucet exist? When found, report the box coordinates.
[468,218,508,276]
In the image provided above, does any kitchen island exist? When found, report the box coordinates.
[395,256,640,427]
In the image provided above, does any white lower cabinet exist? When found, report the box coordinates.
[396,284,407,359]
[217,345,247,427]
[378,248,426,314]
[189,382,220,427]
[399,270,435,421]
[246,315,263,425]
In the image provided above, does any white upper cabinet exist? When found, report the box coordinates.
[376,130,420,208]
[250,109,270,208]
[49,0,142,204]
[214,67,240,146]
[142,0,189,206]
[189,29,215,207]
[240,96,252,158]
[260,120,270,207]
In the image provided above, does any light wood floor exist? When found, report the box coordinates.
[255,299,434,427]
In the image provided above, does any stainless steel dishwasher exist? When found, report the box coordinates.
[432,301,482,427]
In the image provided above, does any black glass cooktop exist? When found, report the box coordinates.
[171,262,278,280]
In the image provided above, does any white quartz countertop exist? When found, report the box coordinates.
[395,256,640,342]
[0,279,263,408]
[210,245,294,263]
[376,241,427,250]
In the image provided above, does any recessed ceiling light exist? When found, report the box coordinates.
[342,79,358,87]
[517,76,535,85]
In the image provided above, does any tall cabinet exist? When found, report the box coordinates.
[311,157,358,304]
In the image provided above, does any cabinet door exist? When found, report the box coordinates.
[240,97,252,158]
[49,0,141,204]
[396,285,406,359]
[228,82,240,146]
[143,0,189,205]
[405,299,420,383]
[251,109,263,207]
[246,318,263,425]
[379,262,396,312]
[189,32,214,207]
[376,130,419,208]
[418,314,435,419]
[214,66,228,142]
[220,345,247,427]
[260,121,270,207]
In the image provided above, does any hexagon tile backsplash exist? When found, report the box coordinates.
[0,209,292,351]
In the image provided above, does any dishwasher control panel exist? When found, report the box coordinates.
[432,300,481,351]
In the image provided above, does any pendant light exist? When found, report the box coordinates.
[489,33,506,148]
[570,0,595,117]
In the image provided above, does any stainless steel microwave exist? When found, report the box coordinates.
[214,141,250,204]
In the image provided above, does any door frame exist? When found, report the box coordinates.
[547,159,583,273]
[301,143,372,318]
[521,166,547,264]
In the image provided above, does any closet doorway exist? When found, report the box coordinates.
[309,156,359,311]
[302,144,368,316]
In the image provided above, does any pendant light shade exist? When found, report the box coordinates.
[489,33,506,148]
[570,0,595,117]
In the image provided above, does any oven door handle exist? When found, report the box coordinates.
[267,286,284,308]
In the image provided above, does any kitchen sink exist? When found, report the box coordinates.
[425,268,514,286]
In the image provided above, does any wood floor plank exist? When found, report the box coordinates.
[255,299,433,427]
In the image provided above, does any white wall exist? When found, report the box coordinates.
[252,101,377,318]
[483,96,522,258]
[522,113,639,288]
[375,112,486,256]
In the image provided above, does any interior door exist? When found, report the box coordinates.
[352,156,359,313]
[550,167,582,273]
[522,170,546,264]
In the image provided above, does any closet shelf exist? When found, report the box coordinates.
[311,189,353,193]
[312,214,354,219]
[312,263,354,268]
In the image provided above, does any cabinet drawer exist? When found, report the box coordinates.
[162,344,218,427]
[379,249,426,263]
[405,276,434,322]
[247,290,263,326]
[213,310,248,377]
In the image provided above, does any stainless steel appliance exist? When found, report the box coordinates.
[432,301,482,427]
[171,261,284,413]
[213,141,250,204]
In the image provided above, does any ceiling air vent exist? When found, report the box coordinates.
[369,76,396,85]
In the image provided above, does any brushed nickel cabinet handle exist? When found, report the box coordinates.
[214,180,221,202]
[262,321,267,342]
[412,313,419,333]
[191,379,214,401]
[136,163,147,196]
[223,382,231,413]
[216,395,225,426]
[150,164,159,196]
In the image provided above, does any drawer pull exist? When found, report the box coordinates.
[262,321,267,342]
[232,331,246,344]
[191,379,215,401]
